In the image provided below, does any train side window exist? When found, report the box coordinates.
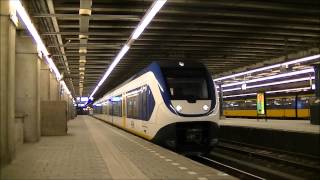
[127,87,144,120]
[108,102,112,115]
[297,96,314,109]
[126,85,155,121]
[111,96,122,117]
[245,100,256,110]
[283,97,295,109]
[268,98,283,108]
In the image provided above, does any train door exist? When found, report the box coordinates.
[284,96,296,118]
[141,85,155,138]
[111,101,114,124]
[122,93,126,128]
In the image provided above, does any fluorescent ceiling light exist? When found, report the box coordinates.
[79,9,91,16]
[79,34,88,39]
[79,48,87,54]
[89,0,167,99]
[223,77,315,92]
[13,0,72,97]
[246,77,314,89]
[89,44,129,98]
[223,93,257,98]
[241,83,246,90]
[222,68,314,88]
[266,86,312,94]
[81,97,89,101]
[214,54,320,82]
[90,86,99,99]
[223,87,241,92]
[223,86,313,98]
[97,44,130,87]
[132,0,167,40]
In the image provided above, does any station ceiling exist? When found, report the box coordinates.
[28,0,320,98]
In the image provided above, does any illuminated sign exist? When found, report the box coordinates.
[111,96,122,102]
[257,92,265,115]
[81,97,89,102]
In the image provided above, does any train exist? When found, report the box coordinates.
[223,91,315,119]
[93,61,220,154]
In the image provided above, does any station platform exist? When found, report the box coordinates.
[219,118,320,157]
[219,118,320,134]
[1,115,235,180]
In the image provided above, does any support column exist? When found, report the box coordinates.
[219,84,225,119]
[314,64,320,98]
[0,0,16,167]
[310,64,320,125]
[15,35,40,142]
[40,60,50,101]
[49,73,59,100]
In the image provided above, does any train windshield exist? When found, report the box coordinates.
[162,68,210,100]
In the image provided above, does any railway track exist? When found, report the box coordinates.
[190,140,320,180]
[191,155,265,180]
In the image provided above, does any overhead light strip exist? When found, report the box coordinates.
[222,68,314,88]
[223,93,257,98]
[12,0,72,97]
[89,0,167,99]
[246,77,314,89]
[214,54,320,82]
[223,86,313,98]
[266,86,313,94]
[132,0,167,40]
[223,76,315,93]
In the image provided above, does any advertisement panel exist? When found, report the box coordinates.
[257,92,265,115]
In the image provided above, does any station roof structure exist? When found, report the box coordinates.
[27,0,320,99]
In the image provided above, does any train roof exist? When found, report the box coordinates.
[95,61,208,102]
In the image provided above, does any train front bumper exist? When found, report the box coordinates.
[151,121,219,154]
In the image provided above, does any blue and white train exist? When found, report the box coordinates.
[93,61,219,154]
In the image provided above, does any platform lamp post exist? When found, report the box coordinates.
[310,63,320,125]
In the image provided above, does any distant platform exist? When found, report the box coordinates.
[1,115,235,180]
[219,118,320,134]
[219,118,320,157]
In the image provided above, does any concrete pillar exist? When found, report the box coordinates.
[310,64,320,125]
[50,73,59,100]
[15,35,40,142]
[40,60,60,101]
[0,0,16,167]
[218,84,225,119]
[314,64,320,98]
[40,61,50,101]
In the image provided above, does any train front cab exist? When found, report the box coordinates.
[151,63,220,155]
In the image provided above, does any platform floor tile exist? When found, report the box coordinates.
[87,116,236,180]
[1,117,111,179]
[1,115,236,180]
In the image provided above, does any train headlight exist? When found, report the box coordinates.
[203,105,209,111]
[176,105,182,112]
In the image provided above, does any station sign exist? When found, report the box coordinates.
[256,92,266,115]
